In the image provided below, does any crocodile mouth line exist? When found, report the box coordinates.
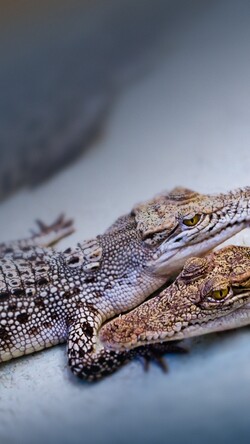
[149,220,249,278]
[189,218,248,247]
[166,219,248,259]
[168,303,250,342]
[161,300,250,343]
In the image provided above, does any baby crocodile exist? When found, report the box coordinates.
[1,186,250,381]
[101,245,250,351]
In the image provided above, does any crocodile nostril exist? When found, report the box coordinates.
[174,238,181,243]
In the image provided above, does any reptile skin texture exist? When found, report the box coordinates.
[1,186,250,380]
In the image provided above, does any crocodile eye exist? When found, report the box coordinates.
[211,287,229,300]
[183,214,201,227]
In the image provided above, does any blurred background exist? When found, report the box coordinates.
[1,1,250,444]
[0,0,195,200]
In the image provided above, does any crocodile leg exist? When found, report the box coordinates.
[67,305,130,380]
[0,214,74,257]
[67,304,188,380]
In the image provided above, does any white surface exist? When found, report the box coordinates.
[2,1,250,443]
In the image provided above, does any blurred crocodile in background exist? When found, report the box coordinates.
[0,0,212,200]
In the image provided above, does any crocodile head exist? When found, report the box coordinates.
[100,245,250,349]
[134,186,250,277]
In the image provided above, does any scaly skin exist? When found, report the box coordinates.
[100,245,250,351]
[2,186,250,380]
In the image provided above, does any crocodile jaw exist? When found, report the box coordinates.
[102,304,250,351]
[150,221,249,276]
[168,303,250,341]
